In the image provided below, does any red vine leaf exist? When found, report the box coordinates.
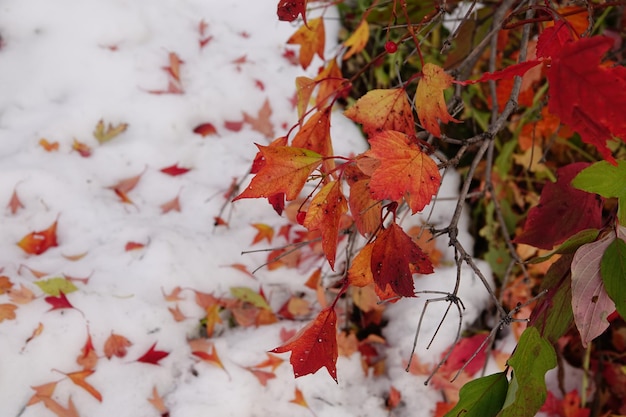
[371,223,433,298]
[514,163,603,250]
[271,306,338,381]
[365,130,441,214]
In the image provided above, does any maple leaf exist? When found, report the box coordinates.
[45,292,75,311]
[17,220,59,255]
[250,352,284,372]
[203,303,222,337]
[189,339,227,373]
[76,333,98,370]
[72,139,92,157]
[271,306,338,381]
[348,243,374,287]
[243,98,275,138]
[224,119,244,132]
[286,17,325,70]
[344,88,417,137]
[343,20,369,60]
[245,367,276,386]
[542,35,626,163]
[0,303,17,322]
[7,187,24,214]
[348,178,382,236]
[168,304,187,322]
[135,342,169,365]
[108,171,143,204]
[39,138,59,152]
[371,223,433,297]
[160,194,181,214]
[0,276,12,294]
[314,59,348,108]
[93,119,128,144]
[277,0,308,26]
[8,284,35,304]
[125,241,145,251]
[295,76,316,120]
[290,387,310,408]
[233,145,322,201]
[303,180,348,269]
[292,107,333,157]
[160,164,190,176]
[365,130,441,214]
[65,369,102,402]
[415,63,460,137]
[251,223,274,245]
[514,163,603,250]
[193,123,218,137]
[35,277,78,296]
[104,332,132,359]
[148,386,169,414]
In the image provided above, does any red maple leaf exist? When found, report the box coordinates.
[160,164,191,176]
[371,223,433,297]
[271,306,338,381]
[514,162,603,250]
[135,342,169,365]
[45,292,74,311]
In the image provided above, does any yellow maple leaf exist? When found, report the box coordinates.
[342,20,369,60]
[287,17,325,69]
[414,63,460,137]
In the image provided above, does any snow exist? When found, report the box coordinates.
[0,1,493,416]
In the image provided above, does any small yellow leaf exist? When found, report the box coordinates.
[93,119,128,144]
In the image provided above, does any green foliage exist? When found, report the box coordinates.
[499,328,557,417]
[444,372,508,417]
[601,235,626,319]
[572,161,626,224]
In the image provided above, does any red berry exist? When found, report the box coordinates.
[384,41,398,54]
[296,211,307,225]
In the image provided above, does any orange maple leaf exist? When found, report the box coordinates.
[108,171,144,204]
[147,386,168,414]
[347,178,382,236]
[295,76,317,120]
[343,20,369,60]
[245,368,276,386]
[104,332,132,359]
[347,242,375,287]
[17,220,59,255]
[286,17,325,69]
[415,63,460,137]
[344,88,416,137]
[233,145,322,201]
[303,180,347,269]
[292,106,335,174]
[0,303,17,322]
[189,339,228,373]
[365,130,441,214]
[39,138,59,152]
[271,306,338,381]
[290,387,310,408]
[243,98,275,139]
[251,223,274,245]
[64,369,102,402]
[76,333,98,370]
[314,59,348,108]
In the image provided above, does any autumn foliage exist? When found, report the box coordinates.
[229,2,626,417]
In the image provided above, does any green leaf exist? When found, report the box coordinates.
[572,160,626,224]
[444,372,508,417]
[529,228,600,264]
[499,327,557,417]
[601,231,626,320]
[93,119,128,144]
[230,287,271,310]
[529,254,574,343]
[34,277,78,296]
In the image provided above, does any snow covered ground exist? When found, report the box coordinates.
[0,1,493,416]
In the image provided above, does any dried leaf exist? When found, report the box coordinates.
[39,138,59,152]
[0,303,18,322]
[17,220,59,255]
[93,119,128,144]
[243,99,275,138]
[72,139,92,157]
[286,17,324,69]
[104,333,132,359]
